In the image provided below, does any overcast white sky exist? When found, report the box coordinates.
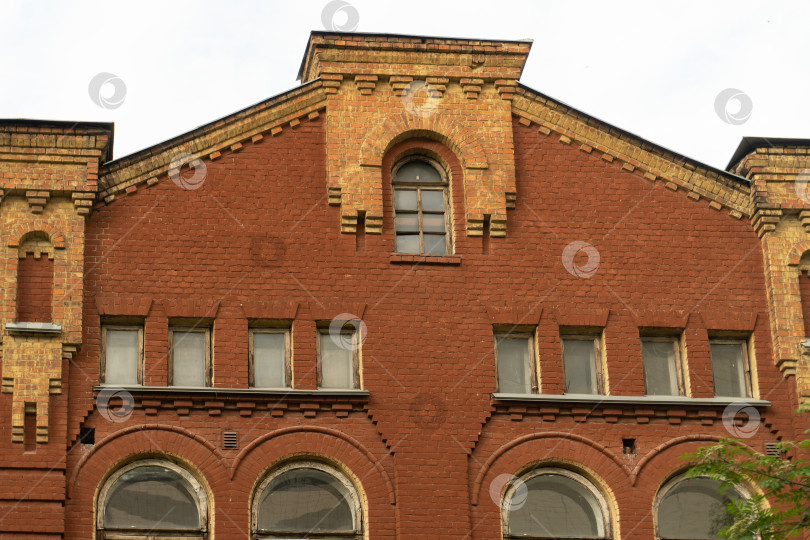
[2,1,808,170]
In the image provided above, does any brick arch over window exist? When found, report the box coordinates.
[470,434,625,540]
[66,427,227,538]
[471,432,628,506]
[359,112,488,170]
[331,111,515,237]
[232,426,396,505]
[7,226,66,249]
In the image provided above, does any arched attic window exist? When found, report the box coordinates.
[655,474,747,539]
[252,461,363,539]
[502,467,612,539]
[97,460,208,539]
[16,232,54,323]
[392,156,452,255]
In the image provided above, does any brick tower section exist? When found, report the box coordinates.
[731,144,810,405]
[0,121,111,537]
[300,33,530,237]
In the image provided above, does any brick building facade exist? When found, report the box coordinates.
[0,31,808,539]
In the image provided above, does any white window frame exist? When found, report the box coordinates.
[169,326,212,387]
[96,459,208,539]
[641,335,686,396]
[709,338,753,398]
[391,155,453,256]
[561,333,605,395]
[494,329,538,394]
[654,472,753,540]
[251,460,363,539]
[317,327,361,390]
[100,325,144,386]
[249,327,292,389]
[502,467,612,539]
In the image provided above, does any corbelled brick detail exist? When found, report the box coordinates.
[511,89,752,217]
[0,122,111,443]
[305,33,530,236]
[731,145,810,403]
[98,83,327,202]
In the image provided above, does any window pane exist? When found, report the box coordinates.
[421,190,445,211]
[642,340,679,395]
[257,468,355,532]
[658,477,741,539]
[711,342,748,397]
[105,329,139,385]
[497,337,531,393]
[508,473,605,538]
[394,189,417,210]
[563,338,598,394]
[422,214,446,233]
[395,160,442,183]
[104,465,200,530]
[172,331,206,387]
[320,334,355,389]
[423,234,447,255]
[253,332,286,388]
[395,214,419,232]
[395,234,420,254]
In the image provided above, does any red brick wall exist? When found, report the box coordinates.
[62,115,806,539]
[16,254,53,323]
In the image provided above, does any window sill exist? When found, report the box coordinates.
[6,322,62,335]
[492,393,771,407]
[95,386,369,397]
[389,254,461,265]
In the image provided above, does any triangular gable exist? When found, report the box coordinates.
[98,80,327,204]
[512,84,752,219]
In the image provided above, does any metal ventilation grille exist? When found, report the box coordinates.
[223,431,238,450]
[764,441,781,457]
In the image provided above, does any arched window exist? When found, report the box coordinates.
[97,460,207,539]
[392,157,451,255]
[252,461,362,539]
[502,467,611,539]
[655,474,746,539]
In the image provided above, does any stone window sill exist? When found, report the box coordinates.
[389,254,461,265]
[95,386,369,398]
[6,322,62,334]
[492,393,771,407]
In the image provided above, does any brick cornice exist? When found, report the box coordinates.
[98,81,328,202]
[300,32,532,83]
[511,87,752,219]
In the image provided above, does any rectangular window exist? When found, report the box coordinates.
[101,326,143,385]
[710,339,752,398]
[318,329,360,389]
[562,335,603,394]
[169,327,211,387]
[641,337,684,396]
[250,329,291,388]
[495,332,536,394]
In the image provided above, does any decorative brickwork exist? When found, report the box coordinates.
[730,145,810,403]
[1,31,809,539]
[0,122,111,444]
[302,33,529,236]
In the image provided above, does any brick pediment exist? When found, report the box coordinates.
[511,87,753,220]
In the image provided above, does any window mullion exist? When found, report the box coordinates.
[417,187,425,253]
